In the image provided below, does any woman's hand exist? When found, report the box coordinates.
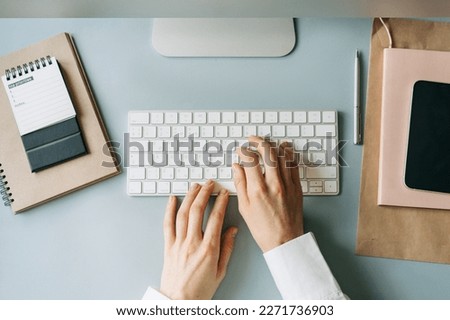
[160,180,238,300]
[233,136,303,253]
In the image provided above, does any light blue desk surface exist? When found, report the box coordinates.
[1,18,449,300]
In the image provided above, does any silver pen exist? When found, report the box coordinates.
[354,50,362,145]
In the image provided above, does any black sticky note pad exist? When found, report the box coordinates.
[405,80,450,193]
[21,117,87,172]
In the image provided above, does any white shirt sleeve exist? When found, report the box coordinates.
[263,232,347,300]
[142,286,169,300]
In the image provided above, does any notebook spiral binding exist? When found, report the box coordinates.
[5,55,52,81]
[0,163,13,206]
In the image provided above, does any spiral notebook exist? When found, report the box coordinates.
[1,55,87,172]
[0,33,120,213]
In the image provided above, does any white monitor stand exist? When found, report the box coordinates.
[152,18,296,57]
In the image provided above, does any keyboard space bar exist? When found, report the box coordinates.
[193,181,237,194]
[305,166,337,179]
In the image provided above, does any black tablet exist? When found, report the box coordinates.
[405,80,450,193]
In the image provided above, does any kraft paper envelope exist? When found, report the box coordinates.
[356,18,450,264]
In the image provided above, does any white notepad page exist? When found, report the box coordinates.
[1,57,76,136]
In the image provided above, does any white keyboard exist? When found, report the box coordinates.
[127,110,339,196]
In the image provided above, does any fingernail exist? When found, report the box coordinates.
[219,188,228,195]
[190,183,199,190]
[206,179,214,186]
[232,228,238,238]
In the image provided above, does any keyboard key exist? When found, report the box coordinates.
[322,111,336,123]
[222,112,235,123]
[129,141,149,152]
[310,180,323,187]
[195,139,207,151]
[229,126,243,138]
[158,126,171,138]
[165,112,178,124]
[201,126,214,138]
[172,182,189,193]
[215,126,228,138]
[306,166,337,179]
[128,181,142,194]
[190,167,203,179]
[251,112,264,123]
[129,126,142,138]
[129,153,141,166]
[143,181,156,194]
[151,112,164,124]
[147,167,159,179]
[215,181,236,193]
[324,180,338,193]
[153,153,167,166]
[157,182,171,194]
[272,125,286,137]
[316,125,336,137]
[208,112,221,123]
[287,125,300,137]
[301,125,314,137]
[308,138,322,150]
[186,126,200,138]
[194,112,207,124]
[175,167,189,179]
[129,167,146,180]
[294,111,307,123]
[309,152,326,165]
[143,126,157,138]
[244,125,257,137]
[205,167,218,179]
[172,126,185,138]
[219,167,233,179]
[280,112,293,123]
[310,186,323,193]
[265,112,278,123]
[167,153,176,166]
[258,125,271,136]
[161,167,175,179]
[308,111,321,123]
[130,112,149,124]
[294,139,308,151]
[236,112,250,123]
[151,141,165,152]
[324,180,337,193]
[179,112,192,124]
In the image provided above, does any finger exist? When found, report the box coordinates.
[203,188,230,245]
[163,195,177,247]
[175,183,201,240]
[186,180,215,241]
[236,146,265,192]
[248,136,281,184]
[232,163,249,205]
[279,142,295,187]
[217,227,238,280]
[286,146,302,192]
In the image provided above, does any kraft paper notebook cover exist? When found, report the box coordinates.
[356,18,450,264]
[378,48,450,210]
[0,33,120,213]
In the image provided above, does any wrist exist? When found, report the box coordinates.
[261,229,304,253]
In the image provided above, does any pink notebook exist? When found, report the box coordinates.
[378,48,450,210]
